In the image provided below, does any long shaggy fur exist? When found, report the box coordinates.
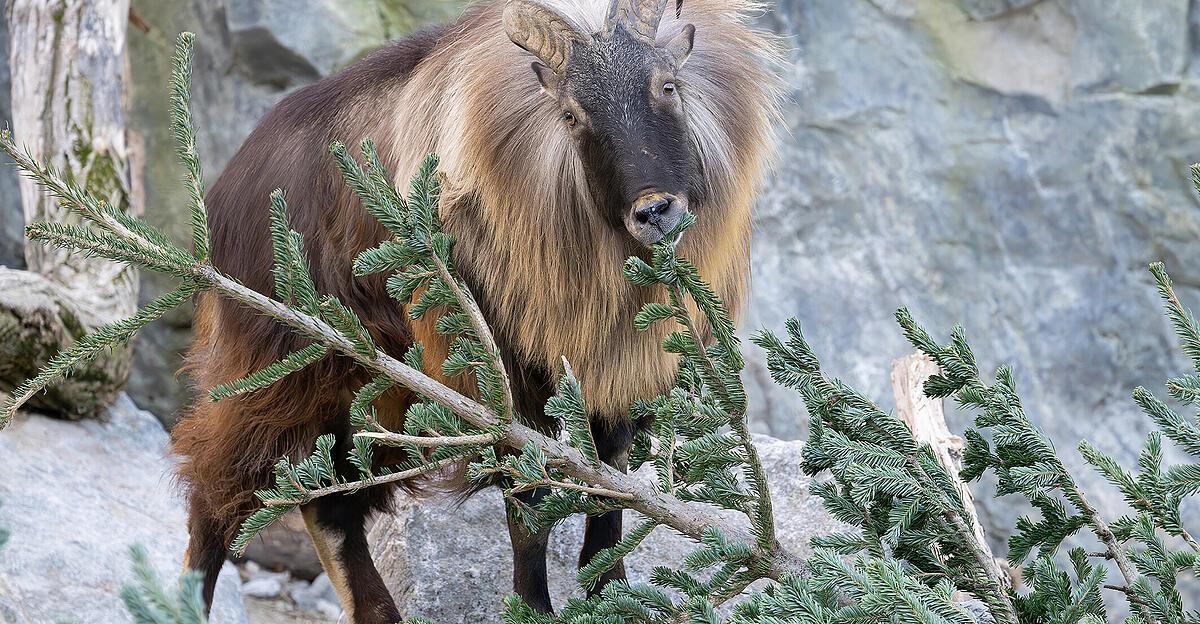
[173,0,779,543]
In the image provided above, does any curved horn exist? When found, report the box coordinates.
[604,0,674,43]
[503,0,585,74]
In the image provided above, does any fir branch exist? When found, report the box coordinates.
[339,148,516,423]
[207,343,329,402]
[330,140,406,235]
[425,209,516,423]
[121,545,208,624]
[319,295,377,357]
[757,319,1020,623]
[549,358,599,465]
[578,518,659,589]
[168,32,210,263]
[1133,386,1200,458]
[272,452,465,503]
[0,130,193,266]
[1150,262,1200,374]
[897,308,1156,622]
[630,215,777,555]
[267,189,320,312]
[25,220,193,277]
[235,450,468,555]
[1,283,198,425]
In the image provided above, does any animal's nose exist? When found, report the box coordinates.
[626,192,686,247]
[633,197,673,225]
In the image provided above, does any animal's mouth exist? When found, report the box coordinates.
[625,192,686,247]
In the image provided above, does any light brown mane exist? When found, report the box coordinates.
[373,0,781,414]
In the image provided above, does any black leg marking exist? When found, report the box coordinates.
[507,487,554,613]
[579,418,635,596]
[184,501,230,612]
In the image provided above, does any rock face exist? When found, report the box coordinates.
[742,0,1200,559]
[368,437,843,623]
[0,394,246,623]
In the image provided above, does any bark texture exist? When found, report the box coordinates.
[1,0,137,418]
[891,352,1017,590]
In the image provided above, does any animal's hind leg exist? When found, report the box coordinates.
[302,493,400,624]
[507,487,554,613]
[578,418,635,596]
[184,498,232,612]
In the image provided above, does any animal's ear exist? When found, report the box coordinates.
[664,23,695,67]
[504,0,586,75]
[531,61,560,92]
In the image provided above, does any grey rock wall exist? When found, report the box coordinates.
[744,0,1200,556]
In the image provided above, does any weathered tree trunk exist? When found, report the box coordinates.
[891,353,1019,592]
[0,0,137,419]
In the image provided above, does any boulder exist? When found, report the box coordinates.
[368,437,843,623]
[0,395,246,623]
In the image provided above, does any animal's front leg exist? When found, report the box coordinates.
[578,418,635,596]
[507,487,554,612]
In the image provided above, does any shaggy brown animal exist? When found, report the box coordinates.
[173,0,778,620]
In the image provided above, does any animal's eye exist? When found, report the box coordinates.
[563,111,577,127]
[663,82,677,96]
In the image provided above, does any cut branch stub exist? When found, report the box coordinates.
[890,352,1015,590]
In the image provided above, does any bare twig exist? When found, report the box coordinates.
[508,478,637,501]
[1072,487,1150,609]
[354,430,502,448]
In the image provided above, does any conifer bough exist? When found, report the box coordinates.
[4,32,1199,624]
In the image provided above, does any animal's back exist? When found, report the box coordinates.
[208,24,449,325]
